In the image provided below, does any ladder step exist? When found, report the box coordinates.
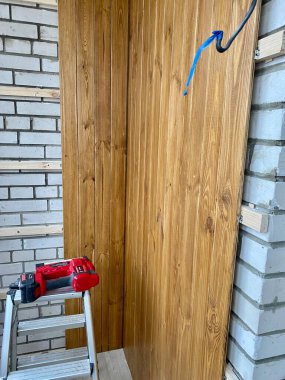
[18,314,85,336]
[17,347,88,370]
[8,358,91,379]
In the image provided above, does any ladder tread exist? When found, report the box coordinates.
[18,314,85,335]
[17,347,88,369]
[8,358,91,379]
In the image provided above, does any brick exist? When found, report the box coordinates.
[0,4,9,19]
[17,340,49,355]
[259,0,285,36]
[10,187,33,199]
[23,235,63,250]
[35,248,56,260]
[33,118,56,131]
[252,68,285,105]
[0,146,44,159]
[6,116,30,130]
[5,38,31,55]
[46,145,61,158]
[12,250,34,262]
[0,251,10,264]
[40,25,58,42]
[0,38,2,51]
[0,188,8,199]
[35,186,57,198]
[49,199,62,211]
[47,173,62,185]
[40,304,61,317]
[0,131,17,144]
[0,200,47,212]
[28,330,63,342]
[0,262,22,275]
[247,145,285,176]
[0,21,38,39]
[0,70,13,84]
[15,72,59,88]
[59,186,62,198]
[0,214,21,226]
[17,102,60,116]
[0,174,45,186]
[42,58,59,72]
[2,274,20,287]
[12,6,58,26]
[0,101,14,114]
[51,337,65,349]
[0,54,40,71]
[0,116,3,129]
[0,239,21,251]
[33,41,57,57]
[23,211,62,225]
[249,108,285,140]
[57,247,63,258]
[20,131,61,145]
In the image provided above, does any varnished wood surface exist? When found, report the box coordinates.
[124,1,260,379]
[58,0,128,352]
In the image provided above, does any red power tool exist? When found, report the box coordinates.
[9,256,99,303]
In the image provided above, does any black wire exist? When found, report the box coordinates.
[216,0,258,53]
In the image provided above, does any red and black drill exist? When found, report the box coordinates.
[9,256,99,303]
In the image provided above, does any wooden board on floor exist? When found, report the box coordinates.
[123,1,261,379]
[98,349,132,380]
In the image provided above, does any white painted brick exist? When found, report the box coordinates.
[17,340,49,355]
[0,38,2,51]
[243,176,285,210]
[35,248,56,260]
[10,187,33,199]
[33,41,57,57]
[0,54,40,71]
[259,0,285,36]
[33,118,56,131]
[0,174,45,186]
[0,21,38,39]
[12,6,58,26]
[0,251,10,263]
[28,330,63,342]
[0,214,21,226]
[0,117,3,129]
[0,239,21,251]
[49,199,62,211]
[249,108,285,140]
[40,25,58,42]
[23,211,62,224]
[253,69,285,105]
[5,38,31,55]
[57,118,60,131]
[12,250,34,262]
[42,58,59,72]
[247,145,285,176]
[35,186,57,198]
[46,145,61,158]
[0,101,14,114]
[0,70,13,84]
[0,262,22,275]
[6,116,30,130]
[0,146,44,158]
[23,235,63,249]
[0,131,17,144]
[58,247,63,258]
[2,274,20,286]
[18,308,39,322]
[59,186,62,198]
[40,304,61,317]
[24,259,59,272]
[0,188,8,199]
[17,102,60,116]
[0,199,47,212]
[0,4,9,19]
[20,131,61,145]
[15,72,59,88]
[51,337,65,349]
[47,173,62,185]
[242,213,285,243]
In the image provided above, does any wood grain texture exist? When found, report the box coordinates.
[123,1,261,379]
[58,0,128,352]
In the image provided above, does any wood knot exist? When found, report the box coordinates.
[205,216,215,234]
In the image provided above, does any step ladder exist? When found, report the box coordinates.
[0,288,99,380]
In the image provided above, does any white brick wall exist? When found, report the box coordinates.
[0,1,64,358]
[227,1,285,379]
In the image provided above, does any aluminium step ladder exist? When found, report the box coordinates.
[0,288,99,380]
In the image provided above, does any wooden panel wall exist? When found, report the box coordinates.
[58,0,128,352]
[124,0,260,379]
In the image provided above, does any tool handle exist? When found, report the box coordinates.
[46,276,72,291]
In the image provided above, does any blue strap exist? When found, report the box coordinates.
[183,30,223,96]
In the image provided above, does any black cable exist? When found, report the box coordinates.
[216,0,258,53]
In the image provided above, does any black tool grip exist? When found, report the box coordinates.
[46,276,72,291]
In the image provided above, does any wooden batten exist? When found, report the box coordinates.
[240,205,269,233]
[0,161,62,170]
[6,0,58,7]
[0,86,60,99]
[224,364,240,380]
[255,30,285,61]
[0,224,63,238]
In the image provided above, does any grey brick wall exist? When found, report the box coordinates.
[0,1,64,356]
[227,0,285,379]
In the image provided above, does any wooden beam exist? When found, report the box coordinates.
[0,161,62,170]
[0,224,63,238]
[224,363,240,380]
[0,289,8,300]
[255,30,285,61]
[0,86,60,99]
[240,205,269,233]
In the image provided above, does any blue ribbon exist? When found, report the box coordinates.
[183,30,223,96]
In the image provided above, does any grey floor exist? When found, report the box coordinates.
[97,349,132,380]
